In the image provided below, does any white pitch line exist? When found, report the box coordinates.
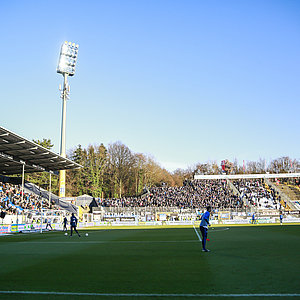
[0,291,299,297]
[193,225,202,242]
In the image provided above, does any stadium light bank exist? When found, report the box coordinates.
[57,41,79,198]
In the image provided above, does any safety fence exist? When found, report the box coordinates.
[1,216,300,235]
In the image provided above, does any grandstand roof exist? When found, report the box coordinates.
[0,126,82,175]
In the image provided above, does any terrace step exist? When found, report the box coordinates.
[277,184,300,201]
[265,179,296,210]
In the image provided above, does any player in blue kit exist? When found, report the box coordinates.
[200,205,211,252]
[251,213,256,224]
[70,213,81,237]
[279,212,283,225]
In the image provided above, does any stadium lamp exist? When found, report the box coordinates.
[57,41,79,76]
[57,41,79,198]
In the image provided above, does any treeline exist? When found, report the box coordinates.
[66,142,182,198]
[194,157,300,176]
[25,139,300,198]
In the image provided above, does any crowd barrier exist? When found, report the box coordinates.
[1,217,300,235]
[0,223,63,234]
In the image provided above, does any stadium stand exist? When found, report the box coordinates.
[0,127,82,217]
[98,177,298,214]
[99,180,242,210]
[232,179,280,210]
[1,127,299,221]
[0,176,78,215]
[276,178,300,200]
[2,175,299,219]
[267,178,300,210]
[0,181,54,215]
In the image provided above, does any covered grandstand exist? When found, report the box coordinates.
[0,126,81,175]
[0,126,82,213]
[1,126,300,228]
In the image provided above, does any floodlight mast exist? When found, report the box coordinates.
[57,41,79,198]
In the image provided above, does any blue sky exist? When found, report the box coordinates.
[1,0,299,171]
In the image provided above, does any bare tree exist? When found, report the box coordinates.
[108,141,134,197]
[223,159,234,174]
[257,158,266,173]
[268,156,293,173]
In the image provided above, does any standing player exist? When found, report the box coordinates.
[62,216,68,231]
[70,213,81,237]
[46,218,53,231]
[279,212,283,225]
[251,213,256,224]
[200,205,211,252]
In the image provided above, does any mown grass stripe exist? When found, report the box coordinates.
[17,240,198,244]
[0,291,300,297]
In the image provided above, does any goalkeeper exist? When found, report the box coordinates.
[200,205,211,252]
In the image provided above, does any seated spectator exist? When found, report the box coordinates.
[232,179,279,209]
[99,179,243,210]
[0,180,57,215]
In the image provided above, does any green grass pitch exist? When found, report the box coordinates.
[0,225,300,299]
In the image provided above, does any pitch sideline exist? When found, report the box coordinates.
[193,225,202,242]
[0,291,299,297]
[82,222,300,231]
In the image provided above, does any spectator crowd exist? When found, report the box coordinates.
[0,181,54,215]
[1,178,287,215]
[100,180,243,210]
[232,179,280,209]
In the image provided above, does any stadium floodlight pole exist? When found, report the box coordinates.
[49,172,52,207]
[57,41,79,198]
[39,186,43,234]
[21,162,25,202]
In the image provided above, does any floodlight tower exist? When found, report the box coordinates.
[57,41,79,198]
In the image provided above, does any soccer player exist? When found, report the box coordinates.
[251,213,256,224]
[70,213,80,237]
[62,216,68,231]
[279,212,283,225]
[46,218,53,231]
[200,205,211,252]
